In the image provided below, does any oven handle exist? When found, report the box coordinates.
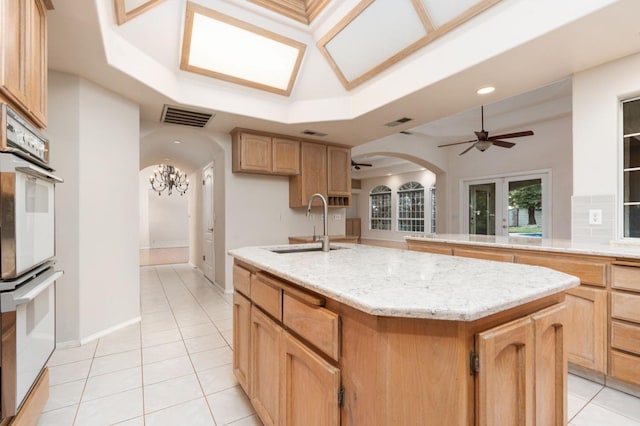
[15,165,64,183]
[0,270,63,312]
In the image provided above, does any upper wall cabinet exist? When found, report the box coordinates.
[232,130,300,176]
[0,0,48,128]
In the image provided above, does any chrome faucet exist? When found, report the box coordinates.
[306,193,330,252]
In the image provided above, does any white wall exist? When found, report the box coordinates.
[572,52,640,242]
[222,135,346,291]
[48,71,140,345]
[139,165,189,249]
[445,115,573,239]
[356,170,436,242]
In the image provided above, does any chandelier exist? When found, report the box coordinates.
[149,164,189,196]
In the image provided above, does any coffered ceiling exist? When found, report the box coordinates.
[47,0,640,172]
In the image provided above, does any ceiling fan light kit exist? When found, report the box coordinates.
[437,105,534,155]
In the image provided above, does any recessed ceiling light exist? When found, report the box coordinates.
[477,86,495,95]
[173,140,182,144]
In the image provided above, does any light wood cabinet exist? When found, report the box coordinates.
[0,0,47,128]
[232,130,300,176]
[515,253,608,287]
[453,248,514,262]
[250,305,282,426]
[327,146,351,205]
[477,316,535,426]
[289,142,327,208]
[345,217,361,237]
[565,286,607,373]
[477,303,566,426]
[609,262,640,386]
[233,291,251,396]
[282,332,340,426]
[234,259,567,425]
[234,262,341,426]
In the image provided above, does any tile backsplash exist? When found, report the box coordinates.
[571,194,616,243]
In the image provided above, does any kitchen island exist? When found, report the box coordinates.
[229,243,579,425]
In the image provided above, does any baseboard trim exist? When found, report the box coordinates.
[56,316,142,348]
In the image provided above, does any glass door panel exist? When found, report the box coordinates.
[507,178,542,237]
[469,183,496,235]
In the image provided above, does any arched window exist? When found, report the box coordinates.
[397,182,425,232]
[430,186,436,233]
[370,185,392,230]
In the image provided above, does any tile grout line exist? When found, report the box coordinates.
[170,264,223,425]
[71,336,99,425]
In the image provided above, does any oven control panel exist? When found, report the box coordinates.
[2,104,49,165]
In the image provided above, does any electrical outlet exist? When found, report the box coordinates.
[588,209,602,225]
[333,214,342,220]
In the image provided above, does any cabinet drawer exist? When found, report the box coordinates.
[453,248,514,263]
[409,244,452,255]
[611,292,640,324]
[515,254,607,287]
[610,350,640,386]
[233,264,251,297]
[283,293,339,361]
[612,265,640,293]
[611,321,640,355]
[251,273,282,321]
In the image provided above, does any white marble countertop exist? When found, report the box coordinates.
[228,243,579,321]
[405,234,640,259]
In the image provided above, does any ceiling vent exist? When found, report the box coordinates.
[160,105,214,128]
[302,129,328,137]
[384,117,413,127]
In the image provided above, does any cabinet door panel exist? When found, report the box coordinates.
[27,0,46,127]
[477,316,534,426]
[250,306,282,426]
[565,286,607,372]
[272,138,299,175]
[240,133,272,172]
[532,303,566,426]
[282,332,340,426]
[233,292,251,396]
[0,0,28,106]
[327,146,350,196]
[301,142,327,206]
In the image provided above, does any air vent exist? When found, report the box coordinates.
[160,105,214,128]
[384,117,413,127]
[302,129,328,137]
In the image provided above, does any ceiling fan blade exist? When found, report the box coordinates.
[488,130,533,140]
[459,143,476,156]
[491,140,516,148]
[438,138,477,147]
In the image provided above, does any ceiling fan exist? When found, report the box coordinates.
[351,159,372,170]
[438,106,534,155]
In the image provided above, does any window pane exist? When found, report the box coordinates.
[397,182,424,233]
[624,205,640,238]
[624,136,640,169]
[624,170,640,202]
[370,186,391,231]
[624,99,640,135]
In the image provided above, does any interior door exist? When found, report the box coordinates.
[202,163,214,282]
[469,183,496,235]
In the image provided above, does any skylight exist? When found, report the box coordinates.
[181,2,307,96]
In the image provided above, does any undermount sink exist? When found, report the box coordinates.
[270,246,347,254]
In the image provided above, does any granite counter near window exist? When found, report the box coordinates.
[404,233,640,260]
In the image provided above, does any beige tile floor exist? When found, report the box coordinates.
[39,263,640,425]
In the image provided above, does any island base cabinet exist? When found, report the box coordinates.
[477,303,566,426]
[251,306,282,426]
[282,332,340,426]
[233,292,251,396]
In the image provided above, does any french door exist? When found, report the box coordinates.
[464,172,551,238]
